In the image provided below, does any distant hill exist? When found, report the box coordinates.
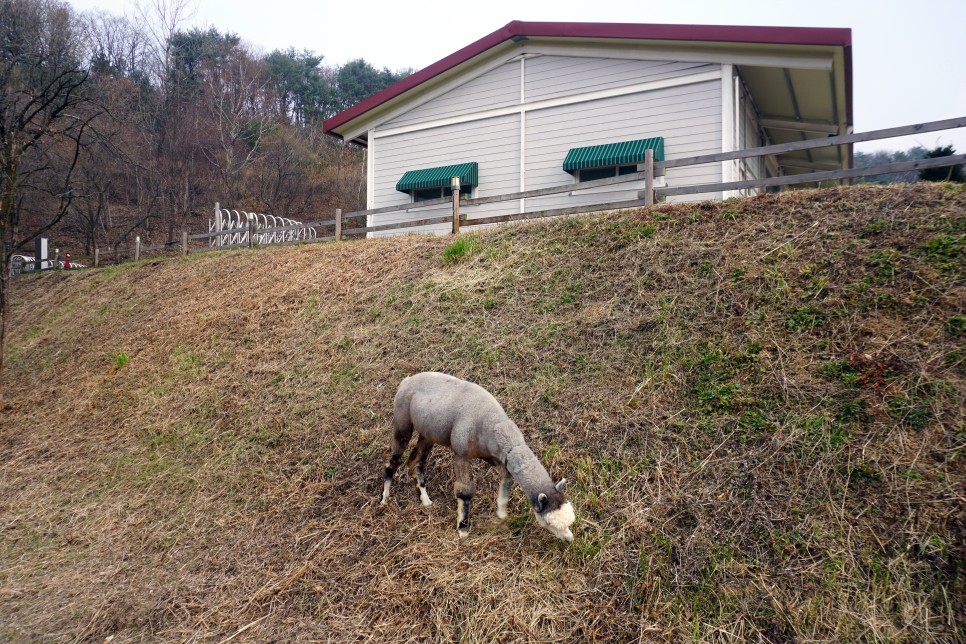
[2,184,963,641]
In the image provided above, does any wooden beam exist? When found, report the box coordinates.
[779,160,843,172]
[464,198,651,227]
[644,148,654,206]
[657,154,966,197]
[336,116,965,226]
[342,171,651,219]
[344,214,454,235]
[657,116,966,170]
[463,172,648,206]
[760,117,839,134]
[351,195,454,217]
[452,181,461,234]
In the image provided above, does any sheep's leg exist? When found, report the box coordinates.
[453,456,476,538]
[381,423,413,505]
[407,434,435,507]
[496,466,513,520]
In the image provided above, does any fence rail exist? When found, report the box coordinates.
[27,116,964,272]
[659,153,966,197]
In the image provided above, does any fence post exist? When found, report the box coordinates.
[182,230,188,257]
[644,148,655,206]
[134,236,141,262]
[247,213,255,248]
[94,248,99,267]
[214,202,222,247]
[335,208,342,242]
[451,177,461,234]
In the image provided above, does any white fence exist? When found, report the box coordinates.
[209,204,317,248]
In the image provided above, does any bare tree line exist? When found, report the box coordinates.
[0,0,410,404]
[11,0,409,258]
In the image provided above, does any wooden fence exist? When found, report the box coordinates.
[74,116,966,267]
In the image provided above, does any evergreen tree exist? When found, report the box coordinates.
[918,145,965,183]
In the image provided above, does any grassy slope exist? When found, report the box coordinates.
[1,184,964,642]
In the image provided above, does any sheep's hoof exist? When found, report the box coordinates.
[496,509,508,520]
[458,529,470,538]
[420,498,433,507]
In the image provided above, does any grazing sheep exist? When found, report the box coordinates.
[380,372,575,542]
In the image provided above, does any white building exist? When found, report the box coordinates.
[323,21,852,234]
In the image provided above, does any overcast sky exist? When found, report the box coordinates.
[64,0,966,153]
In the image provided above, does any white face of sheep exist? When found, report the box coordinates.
[534,479,575,542]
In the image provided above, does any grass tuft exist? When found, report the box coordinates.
[441,235,480,265]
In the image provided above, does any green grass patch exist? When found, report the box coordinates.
[887,396,932,429]
[867,249,899,283]
[442,235,481,265]
[944,315,965,337]
[919,233,964,271]
[787,305,824,331]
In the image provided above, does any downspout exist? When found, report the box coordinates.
[720,64,735,198]
[366,129,375,236]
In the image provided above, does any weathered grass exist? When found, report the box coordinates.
[1,183,963,641]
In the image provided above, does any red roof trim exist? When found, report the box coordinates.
[323,21,852,140]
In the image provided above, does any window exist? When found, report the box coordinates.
[412,185,474,202]
[576,164,640,183]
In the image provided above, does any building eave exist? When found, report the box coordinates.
[323,21,853,146]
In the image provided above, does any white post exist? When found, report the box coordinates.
[134,236,140,262]
[215,202,223,247]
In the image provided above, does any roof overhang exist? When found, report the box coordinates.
[323,21,853,172]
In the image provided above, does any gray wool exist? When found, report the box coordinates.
[394,372,561,505]
[501,427,557,502]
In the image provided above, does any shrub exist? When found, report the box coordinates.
[918,145,965,183]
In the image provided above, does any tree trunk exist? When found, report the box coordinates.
[0,255,8,409]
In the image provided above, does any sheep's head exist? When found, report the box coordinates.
[532,478,575,542]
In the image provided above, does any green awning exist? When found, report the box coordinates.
[562,138,664,174]
[396,162,479,192]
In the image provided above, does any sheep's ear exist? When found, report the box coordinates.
[555,478,567,493]
[537,493,548,513]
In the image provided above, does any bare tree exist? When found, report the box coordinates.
[135,0,194,88]
[199,43,271,204]
[0,0,102,406]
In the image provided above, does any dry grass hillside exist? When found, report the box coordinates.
[1,183,964,642]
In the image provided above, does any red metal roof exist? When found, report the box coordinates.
[323,20,852,141]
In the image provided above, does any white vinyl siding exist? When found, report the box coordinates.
[368,54,729,234]
[524,56,717,102]
[372,114,520,235]
[384,61,521,130]
[525,79,722,208]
